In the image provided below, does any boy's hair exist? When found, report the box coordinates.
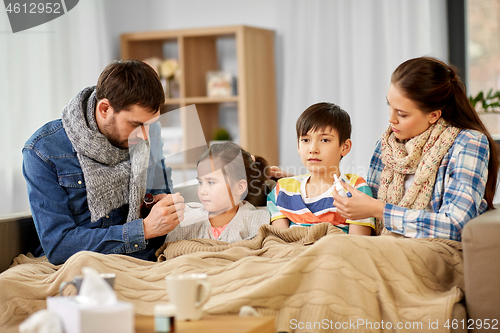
[197,142,269,207]
[96,60,165,113]
[296,102,351,145]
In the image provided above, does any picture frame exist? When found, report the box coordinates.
[206,71,234,97]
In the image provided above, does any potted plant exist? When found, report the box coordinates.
[470,89,500,136]
[209,127,233,146]
[142,57,181,99]
[469,89,500,112]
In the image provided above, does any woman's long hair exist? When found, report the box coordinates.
[391,56,499,209]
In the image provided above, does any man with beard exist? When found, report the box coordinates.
[22,60,185,265]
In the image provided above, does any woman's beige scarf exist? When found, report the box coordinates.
[378,118,461,217]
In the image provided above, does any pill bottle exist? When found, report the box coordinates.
[154,303,176,332]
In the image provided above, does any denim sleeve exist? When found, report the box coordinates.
[22,147,147,265]
[149,159,172,196]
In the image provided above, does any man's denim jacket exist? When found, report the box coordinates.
[22,119,172,265]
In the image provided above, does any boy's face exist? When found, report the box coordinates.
[297,127,351,178]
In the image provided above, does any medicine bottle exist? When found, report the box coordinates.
[154,303,176,332]
[333,174,348,198]
[141,193,155,218]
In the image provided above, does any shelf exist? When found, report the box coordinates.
[185,96,239,104]
[164,98,182,105]
[121,25,278,166]
[163,96,239,106]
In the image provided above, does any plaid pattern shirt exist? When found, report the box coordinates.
[367,129,490,241]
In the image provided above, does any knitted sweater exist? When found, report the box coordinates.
[165,201,270,243]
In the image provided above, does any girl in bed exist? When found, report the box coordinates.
[165,142,271,243]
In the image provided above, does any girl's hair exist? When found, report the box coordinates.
[197,142,269,206]
[392,56,499,209]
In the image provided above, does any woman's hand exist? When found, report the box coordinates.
[332,182,385,221]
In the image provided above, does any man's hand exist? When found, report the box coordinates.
[153,193,168,203]
[143,193,185,239]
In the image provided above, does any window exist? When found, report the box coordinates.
[467,0,500,96]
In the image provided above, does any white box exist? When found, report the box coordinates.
[46,297,134,333]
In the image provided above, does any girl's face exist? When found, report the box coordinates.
[386,84,441,141]
[196,159,246,215]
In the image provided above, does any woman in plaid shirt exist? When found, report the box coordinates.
[333,56,499,241]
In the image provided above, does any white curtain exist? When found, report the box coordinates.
[276,0,448,176]
[0,0,448,216]
[0,0,111,216]
[149,0,448,177]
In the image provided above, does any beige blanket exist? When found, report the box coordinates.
[0,223,463,332]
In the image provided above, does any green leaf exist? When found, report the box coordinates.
[470,90,500,112]
[487,88,495,99]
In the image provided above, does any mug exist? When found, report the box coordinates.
[59,273,116,296]
[166,273,211,320]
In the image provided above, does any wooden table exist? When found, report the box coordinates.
[135,314,275,333]
[4,314,275,333]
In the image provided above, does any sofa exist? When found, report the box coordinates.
[1,184,499,332]
[0,184,202,273]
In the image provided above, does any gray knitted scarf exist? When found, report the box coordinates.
[61,86,149,223]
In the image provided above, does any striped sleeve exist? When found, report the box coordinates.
[345,174,376,229]
[383,130,490,241]
[267,185,286,222]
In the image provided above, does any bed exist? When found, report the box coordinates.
[0,184,498,332]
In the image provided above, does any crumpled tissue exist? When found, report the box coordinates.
[18,309,63,333]
[239,305,260,316]
[47,266,133,333]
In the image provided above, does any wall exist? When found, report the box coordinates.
[102,0,448,178]
[0,0,449,216]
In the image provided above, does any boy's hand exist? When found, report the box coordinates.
[332,182,384,221]
[271,218,290,229]
[143,193,185,239]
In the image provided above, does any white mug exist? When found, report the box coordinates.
[59,273,116,296]
[166,273,211,321]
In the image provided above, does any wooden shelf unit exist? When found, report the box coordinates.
[121,25,278,166]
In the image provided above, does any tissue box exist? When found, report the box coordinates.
[47,296,134,333]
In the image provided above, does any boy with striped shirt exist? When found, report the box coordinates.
[267,102,375,235]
